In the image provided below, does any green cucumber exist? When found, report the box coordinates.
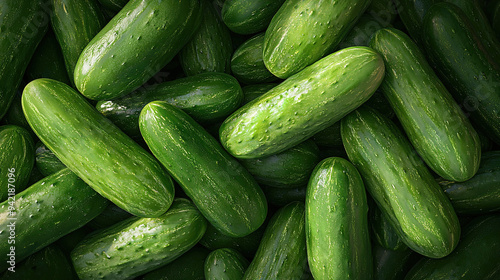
[312,122,343,148]
[373,244,419,280]
[98,0,128,12]
[338,15,393,49]
[74,0,202,100]
[56,226,92,255]
[220,46,385,159]
[397,0,437,45]
[179,0,232,76]
[26,166,44,187]
[306,157,372,280]
[204,248,249,280]
[87,203,132,230]
[239,139,320,188]
[231,33,278,84]
[242,83,278,105]
[0,125,35,202]
[71,198,207,280]
[221,0,286,35]
[422,3,500,144]
[96,72,243,139]
[51,0,107,86]
[0,0,49,119]
[439,151,500,214]
[35,142,66,177]
[405,214,500,280]
[2,93,35,139]
[139,101,267,237]
[341,106,460,258]
[263,0,371,78]
[243,202,307,280]
[371,205,406,251]
[260,185,307,207]
[22,78,174,218]
[370,28,481,182]
[0,168,108,271]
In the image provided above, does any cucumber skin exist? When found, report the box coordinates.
[370,28,481,182]
[242,83,278,105]
[221,0,286,35]
[338,15,393,49]
[71,199,207,280]
[371,205,406,251]
[243,202,307,280]
[0,125,35,202]
[22,78,174,218]
[205,248,249,280]
[263,0,371,78]
[74,0,202,100]
[341,106,460,258]
[96,72,243,139]
[373,244,419,280]
[423,3,500,144]
[0,168,108,271]
[397,0,437,45]
[220,46,385,159]
[35,141,66,177]
[306,157,372,280]
[139,101,267,237]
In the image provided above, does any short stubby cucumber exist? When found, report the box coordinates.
[204,248,249,280]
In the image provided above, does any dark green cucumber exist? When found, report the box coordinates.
[0,125,35,202]
[74,0,202,100]
[220,46,385,159]
[439,151,500,214]
[239,140,320,188]
[179,0,232,76]
[26,166,44,187]
[35,142,66,177]
[365,0,398,24]
[205,248,249,280]
[221,0,286,35]
[405,214,500,280]
[22,78,174,218]
[56,226,92,255]
[87,203,132,230]
[341,106,460,258]
[71,198,207,280]
[243,202,307,280]
[0,168,108,271]
[312,122,343,148]
[370,28,481,182]
[263,0,371,78]
[139,101,267,237]
[365,91,396,119]
[242,83,278,105]
[98,0,128,12]
[373,244,419,280]
[422,3,500,144]
[96,72,243,139]
[0,0,49,119]
[260,185,307,207]
[338,14,393,49]
[2,93,35,139]
[371,205,406,251]
[397,0,438,45]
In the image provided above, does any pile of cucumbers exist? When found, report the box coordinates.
[1,0,499,279]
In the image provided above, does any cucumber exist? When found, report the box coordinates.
[87,203,132,230]
[231,33,278,84]
[139,101,267,237]
[71,198,207,280]
[56,226,92,255]
[243,202,307,280]
[96,72,243,139]
[205,248,249,280]
[220,46,385,159]
[2,93,35,139]
[260,185,307,207]
[26,166,44,187]
[337,14,393,49]
[242,83,278,105]
[98,0,128,12]
[312,122,343,148]
[179,0,232,76]
[0,168,108,271]
[422,3,500,144]
[370,28,481,182]
[239,139,320,188]
[221,0,286,35]
[0,125,35,202]
[371,205,406,251]
[373,244,419,280]
[74,0,202,100]
[306,157,372,280]
[341,106,460,258]
[51,0,107,86]
[0,0,49,119]
[405,214,500,279]
[397,0,437,45]
[439,151,500,214]
[263,0,371,78]
[35,142,66,177]
[22,78,174,218]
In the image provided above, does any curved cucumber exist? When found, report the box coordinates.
[220,46,385,159]
[242,83,278,105]
[222,0,286,35]
[341,106,460,258]
[306,157,372,280]
[35,141,66,177]
[205,248,249,280]
[22,78,174,218]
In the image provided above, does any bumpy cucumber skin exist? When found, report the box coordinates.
[222,0,286,35]
[243,202,307,280]
[139,101,267,237]
[205,248,249,280]
[341,106,460,258]
[74,0,202,100]
[220,46,385,159]
[373,244,418,280]
[0,0,49,119]
[423,3,500,144]
[71,199,207,280]
[96,72,243,138]
[371,205,406,251]
[306,157,372,280]
[370,28,481,182]
[0,168,108,271]
[22,79,174,218]
[239,139,320,188]
[397,0,437,45]
[35,142,66,177]
[242,83,278,105]
[98,0,129,12]
[338,15,393,49]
